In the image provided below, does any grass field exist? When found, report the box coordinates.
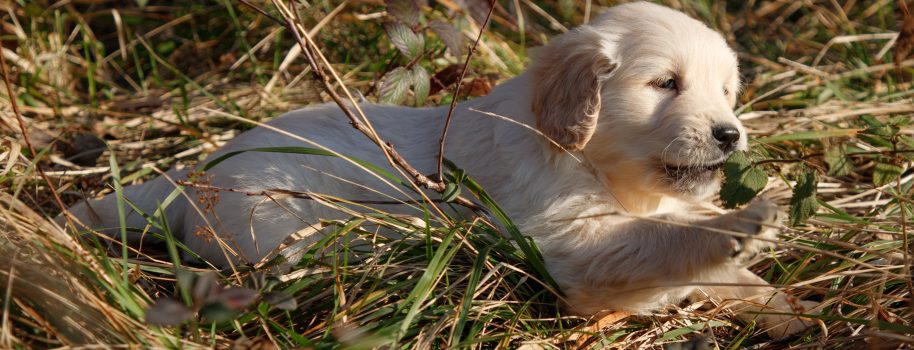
[1,0,913,348]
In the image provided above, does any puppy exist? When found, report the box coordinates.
[64,2,815,337]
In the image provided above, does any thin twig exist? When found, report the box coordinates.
[894,141,913,309]
[0,41,70,223]
[437,0,497,183]
[237,0,284,24]
[0,38,121,286]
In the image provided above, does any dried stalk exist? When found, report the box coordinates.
[0,43,69,222]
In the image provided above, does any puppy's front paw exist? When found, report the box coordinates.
[718,199,781,262]
[760,299,820,338]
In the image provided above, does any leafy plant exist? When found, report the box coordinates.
[721,113,912,226]
[720,151,768,208]
[379,0,467,105]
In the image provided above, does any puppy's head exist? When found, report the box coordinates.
[532,2,743,200]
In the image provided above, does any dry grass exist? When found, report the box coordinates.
[1,0,912,349]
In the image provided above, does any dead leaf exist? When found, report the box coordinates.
[59,133,106,167]
[466,77,492,97]
[430,64,464,95]
[894,2,914,65]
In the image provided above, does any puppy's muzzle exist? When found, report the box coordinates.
[712,124,741,152]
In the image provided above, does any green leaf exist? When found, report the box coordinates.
[873,162,903,186]
[720,151,768,208]
[429,20,464,56]
[444,159,561,292]
[382,66,429,105]
[452,245,492,344]
[385,0,421,26]
[445,167,467,184]
[199,302,236,323]
[395,229,461,340]
[441,182,460,202]
[824,144,853,176]
[790,171,818,226]
[862,125,899,139]
[410,66,430,106]
[860,116,899,139]
[380,67,411,104]
[385,22,424,59]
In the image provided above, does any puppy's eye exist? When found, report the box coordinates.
[653,78,677,91]
[723,87,730,95]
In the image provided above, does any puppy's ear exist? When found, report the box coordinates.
[531,27,617,151]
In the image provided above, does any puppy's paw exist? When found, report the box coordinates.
[718,199,781,262]
[761,299,820,338]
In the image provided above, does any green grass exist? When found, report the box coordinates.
[1,0,912,349]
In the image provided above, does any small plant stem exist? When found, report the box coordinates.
[437,0,497,183]
[0,42,70,221]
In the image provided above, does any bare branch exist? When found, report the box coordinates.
[437,0,498,183]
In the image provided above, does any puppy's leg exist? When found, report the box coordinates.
[693,267,818,338]
[550,200,782,314]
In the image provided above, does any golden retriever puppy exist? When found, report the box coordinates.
[63,1,815,337]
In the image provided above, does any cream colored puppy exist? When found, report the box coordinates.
[65,2,815,337]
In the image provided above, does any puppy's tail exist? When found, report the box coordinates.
[59,169,190,245]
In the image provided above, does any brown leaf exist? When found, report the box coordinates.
[466,77,492,97]
[429,20,465,56]
[459,0,493,25]
[385,0,421,27]
[219,52,237,66]
[218,287,259,310]
[59,133,106,167]
[894,3,914,65]
[1,37,17,51]
[430,64,464,95]
[191,271,221,305]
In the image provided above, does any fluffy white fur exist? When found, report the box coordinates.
[64,2,816,337]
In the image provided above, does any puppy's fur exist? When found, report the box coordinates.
[65,2,815,337]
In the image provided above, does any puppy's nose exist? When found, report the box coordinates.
[712,125,740,152]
